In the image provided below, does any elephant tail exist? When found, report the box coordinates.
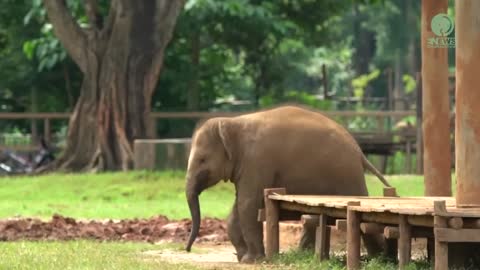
[361,154,392,187]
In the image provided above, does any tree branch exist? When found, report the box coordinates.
[147,0,185,95]
[42,0,88,73]
[100,0,118,39]
[84,0,103,29]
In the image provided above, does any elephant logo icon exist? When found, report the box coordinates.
[431,13,454,37]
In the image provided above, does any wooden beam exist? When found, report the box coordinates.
[347,201,361,270]
[448,217,463,229]
[264,188,286,260]
[279,201,346,219]
[383,187,398,197]
[435,228,480,242]
[421,0,452,197]
[434,215,448,270]
[384,226,434,239]
[399,215,412,269]
[315,214,330,261]
[415,72,424,174]
[455,0,480,207]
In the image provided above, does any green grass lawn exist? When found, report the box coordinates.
[0,171,432,220]
[0,171,446,269]
[0,170,234,220]
[0,241,201,270]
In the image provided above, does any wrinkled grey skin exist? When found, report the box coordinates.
[185,105,391,263]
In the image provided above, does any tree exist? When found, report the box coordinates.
[41,0,185,171]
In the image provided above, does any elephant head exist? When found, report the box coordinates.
[185,117,235,251]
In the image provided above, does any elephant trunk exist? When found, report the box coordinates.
[185,188,201,252]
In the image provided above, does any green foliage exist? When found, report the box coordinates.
[272,248,431,270]
[402,74,416,94]
[259,90,333,110]
[351,69,381,98]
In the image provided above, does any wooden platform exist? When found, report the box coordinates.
[261,188,480,270]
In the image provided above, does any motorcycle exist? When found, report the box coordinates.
[0,138,55,175]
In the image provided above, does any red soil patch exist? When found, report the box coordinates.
[0,214,228,244]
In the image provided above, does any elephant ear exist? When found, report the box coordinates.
[217,120,233,160]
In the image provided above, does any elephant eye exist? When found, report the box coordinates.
[199,157,206,164]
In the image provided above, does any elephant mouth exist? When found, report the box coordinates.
[193,169,210,194]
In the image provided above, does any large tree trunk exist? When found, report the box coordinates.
[43,0,185,171]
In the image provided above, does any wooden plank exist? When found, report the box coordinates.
[383,187,398,197]
[434,215,448,270]
[347,201,361,270]
[264,188,286,260]
[384,226,434,239]
[398,215,412,269]
[416,72,424,175]
[315,214,330,261]
[279,201,346,219]
[0,113,70,119]
[435,228,480,242]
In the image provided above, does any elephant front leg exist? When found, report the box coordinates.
[236,194,265,264]
[227,200,248,262]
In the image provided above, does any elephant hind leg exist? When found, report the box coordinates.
[362,233,385,257]
[227,201,247,262]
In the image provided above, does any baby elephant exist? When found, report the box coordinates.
[184,105,391,263]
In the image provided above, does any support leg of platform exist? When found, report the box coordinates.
[398,215,412,269]
[264,188,286,260]
[427,237,434,263]
[434,215,448,270]
[382,187,398,260]
[347,201,361,270]
[315,214,330,261]
[300,215,319,250]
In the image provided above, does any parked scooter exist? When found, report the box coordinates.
[0,138,55,175]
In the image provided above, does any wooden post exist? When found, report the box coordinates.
[405,139,412,174]
[434,201,448,270]
[148,116,157,139]
[387,67,394,129]
[383,187,398,259]
[300,215,319,250]
[455,0,480,207]
[264,188,286,260]
[322,64,329,99]
[43,118,51,144]
[383,187,398,197]
[315,214,330,260]
[133,140,156,170]
[415,72,424,174]
[347,201,361,270]
[421,0,452,197]
[398,215,412,269]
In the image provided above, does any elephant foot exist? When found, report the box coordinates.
[234,249,247,262]
[240,253,265,264]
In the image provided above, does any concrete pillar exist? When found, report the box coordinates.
[421,0,452,196]
[455,1,480,207]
